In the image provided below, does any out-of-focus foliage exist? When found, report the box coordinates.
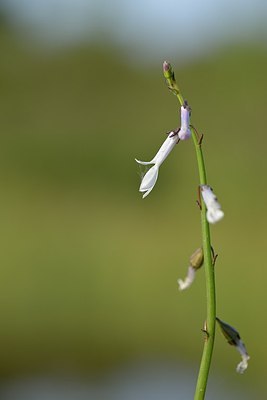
[0,25,266,397]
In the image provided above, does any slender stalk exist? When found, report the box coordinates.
[163,63,216,399]
[191,132,216,400]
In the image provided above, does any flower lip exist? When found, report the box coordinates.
[138,165,159,198]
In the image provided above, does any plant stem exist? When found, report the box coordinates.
[191,132,216,400]
[165,70,216,399]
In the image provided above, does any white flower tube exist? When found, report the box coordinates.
[178,103,191,140]
[135,132,179,198]
[200,184,224,224]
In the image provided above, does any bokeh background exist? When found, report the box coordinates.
[0,0,266,399]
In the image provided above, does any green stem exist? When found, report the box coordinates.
[191,132,216,400]
[164,66,216,399]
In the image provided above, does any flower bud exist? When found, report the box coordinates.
[163,61,175,81]
[190,247,204,270]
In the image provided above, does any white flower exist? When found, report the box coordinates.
[178,102,191,140]
[135,132,179,198]
[135,103,191,198]
[200,184,224,224]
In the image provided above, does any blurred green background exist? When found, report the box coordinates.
[0,1,266,398]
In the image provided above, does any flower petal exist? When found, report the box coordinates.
[139,165,159,198]
[142,186,154,199]
[207,209,224,224]
[135,158,154,166]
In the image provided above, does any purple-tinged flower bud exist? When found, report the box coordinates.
[163,61,174,81]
